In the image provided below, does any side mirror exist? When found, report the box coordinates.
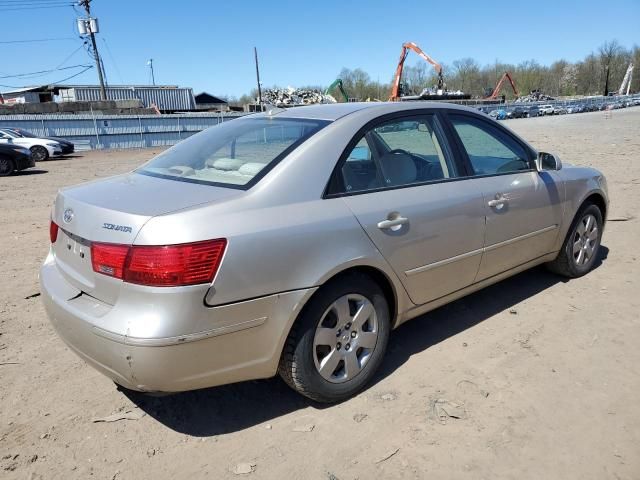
[536,152,562,171]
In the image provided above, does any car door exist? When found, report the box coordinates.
[446,112,563,281]
[329,113,487,306]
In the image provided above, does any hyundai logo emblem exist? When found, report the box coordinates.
[63,208,74,224]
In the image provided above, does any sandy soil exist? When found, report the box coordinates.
[1,108,639,480]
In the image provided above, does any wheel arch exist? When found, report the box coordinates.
[320,265,400,328]
[554,187,608,255]
[582,191,607,221]
[284,260,407,351]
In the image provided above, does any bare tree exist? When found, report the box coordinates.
[236,40,638,102]
[451,58,479,93]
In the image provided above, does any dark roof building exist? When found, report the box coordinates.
[195,92,229,111]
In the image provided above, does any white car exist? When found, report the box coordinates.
[0,128,63,161]
[539,104,555,116]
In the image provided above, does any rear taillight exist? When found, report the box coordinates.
[50,221,59,243]
[91,243,129,279]
[90,239,227,287]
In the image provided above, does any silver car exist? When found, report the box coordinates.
[41,102,608,402]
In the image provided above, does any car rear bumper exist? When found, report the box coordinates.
[40,253,316,392]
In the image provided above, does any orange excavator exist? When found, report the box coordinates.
[486,72,519,100]
[389,42,444,101]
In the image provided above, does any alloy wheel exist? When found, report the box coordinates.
[572,213,598,266]
[312,294,378,384]
[31,146,47,162]
[0,157,13,176]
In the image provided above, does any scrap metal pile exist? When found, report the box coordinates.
[260,87,337,107]
[516,90,555,102]
[418,87,468,97]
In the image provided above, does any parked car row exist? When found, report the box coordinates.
[484,106,539,120]
[0,127,75,176]
[482,96,640,121]
[0,143,35,177]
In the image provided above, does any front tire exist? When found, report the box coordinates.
[278,273,390,403]
[546,203,603,278]
[30,145,49,162]
[0,156,15,176]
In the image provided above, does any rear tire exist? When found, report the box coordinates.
[278,273,390,403]
[546,203,603,278]
[30,145,49,162]
[0,156,15,176]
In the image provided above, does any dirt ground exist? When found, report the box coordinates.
[1,108,639,480]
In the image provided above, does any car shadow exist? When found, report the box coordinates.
[14,169,48,176]
[123,246,608,436]
[41,155,83,162]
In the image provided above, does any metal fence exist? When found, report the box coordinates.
[0,112,247,150]
[1,94,639,150]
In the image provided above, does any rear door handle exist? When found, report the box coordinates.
[377,216,409,229]
[487,194,508,208]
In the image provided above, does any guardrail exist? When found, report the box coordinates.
[0,112,248,150]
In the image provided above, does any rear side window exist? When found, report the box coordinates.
[449,114,532,175]
[337,115,457,193]
[139,117,329,189]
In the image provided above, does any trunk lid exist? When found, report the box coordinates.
[52,172,241,304]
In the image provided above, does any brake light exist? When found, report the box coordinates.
[124,239,227,286]
[90,239,227,287]
[91,243,129,279]
[50,221,59,243]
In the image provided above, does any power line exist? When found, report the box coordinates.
[46,65,94,85]
[0,0,73,3]
[0,1,74,4]
[0,65,93,89]
[0,37,76,44]
[0,3,75,11]
[55,43,87,69]
[0,64,92,79]
[101,37,124,84]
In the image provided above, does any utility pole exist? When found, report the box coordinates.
[254,47,262,109]
[79,0,107,100]
[148,59,155,85]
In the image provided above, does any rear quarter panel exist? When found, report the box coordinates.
[136,196,412,315]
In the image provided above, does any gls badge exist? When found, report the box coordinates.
[102,223,133,233]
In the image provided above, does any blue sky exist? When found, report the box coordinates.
[1,0,638,97]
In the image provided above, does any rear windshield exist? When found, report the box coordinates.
[138,117,329,189]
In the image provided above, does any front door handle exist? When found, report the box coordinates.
[377,216,409,229]
[487,194,508,208]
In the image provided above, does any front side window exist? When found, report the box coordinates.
[338,115,456,193]
[449,114,532,175]
[0,129,17,139]
[12,129,35,138]
[138,117,329,188]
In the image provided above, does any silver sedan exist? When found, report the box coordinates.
[41,102,608,402]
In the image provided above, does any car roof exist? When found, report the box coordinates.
[262,101,479,121]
